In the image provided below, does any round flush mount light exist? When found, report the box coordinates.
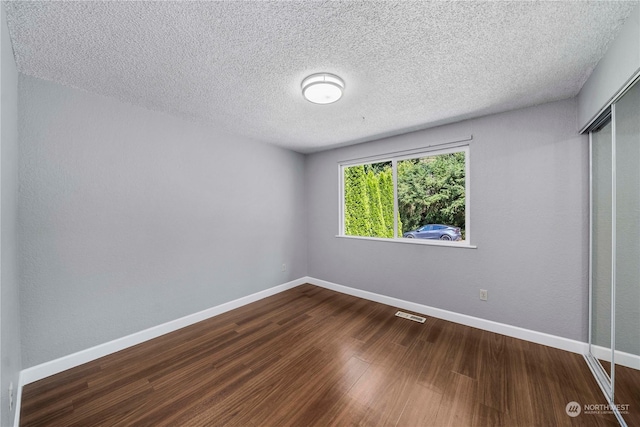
[301,73,345,104]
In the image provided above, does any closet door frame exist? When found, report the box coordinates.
[586,73,639,427]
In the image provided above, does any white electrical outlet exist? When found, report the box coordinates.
[9,382,13,412]
[281,263,286,272]
[479,289,488,301]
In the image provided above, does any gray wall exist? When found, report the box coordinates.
[306,98,589,341]
[578,4,640,130]
[1,5,22,426]
[18,75,307,368]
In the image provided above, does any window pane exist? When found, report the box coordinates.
[343,161,395,238]
[397,152,466,241]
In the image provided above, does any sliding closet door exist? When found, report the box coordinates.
[591,118,613,380]
[614,81,640,413]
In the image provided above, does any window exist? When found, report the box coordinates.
[340,146,469,245]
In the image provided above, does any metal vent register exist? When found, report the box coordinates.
[395,311,426,323]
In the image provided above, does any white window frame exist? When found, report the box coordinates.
[338,143,474,248]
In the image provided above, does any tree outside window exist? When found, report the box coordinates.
[342,148,468,242]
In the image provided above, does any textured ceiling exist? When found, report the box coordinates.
[4,1,638,153]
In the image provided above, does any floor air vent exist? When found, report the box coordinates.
[395,311,426,323]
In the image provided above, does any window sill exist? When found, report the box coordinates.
[335,235,477,249]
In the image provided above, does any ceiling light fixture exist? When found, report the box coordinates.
[301,73,345,104]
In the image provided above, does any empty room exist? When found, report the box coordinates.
[1,1,639,426]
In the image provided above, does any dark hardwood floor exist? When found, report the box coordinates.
[20,284,633,426]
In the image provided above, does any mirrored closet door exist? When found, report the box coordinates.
[587,77,640,427]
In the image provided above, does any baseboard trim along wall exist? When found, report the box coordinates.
[307,277,640,371]
[591,344,640,371]
[19,277,307,387]
[20,275,640,426]
[305,277,588,355]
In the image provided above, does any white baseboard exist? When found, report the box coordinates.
[591,344,640,371]
[303,276,588,355]
[19,277,306,387]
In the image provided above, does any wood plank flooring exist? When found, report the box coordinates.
[20,285,632,426]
